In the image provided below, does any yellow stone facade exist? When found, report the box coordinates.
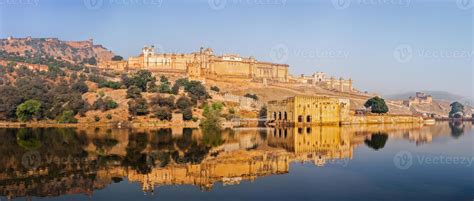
[98,46,289,82]
[267,95,351,125]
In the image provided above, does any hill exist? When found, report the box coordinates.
[385,91,465,102]
[0,37,114,64]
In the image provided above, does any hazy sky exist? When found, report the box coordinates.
[0,0,472,97]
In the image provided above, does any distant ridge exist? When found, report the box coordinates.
[0,36,114,64]
[385,91,470,103]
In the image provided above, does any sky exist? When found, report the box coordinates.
[0,0,472,98]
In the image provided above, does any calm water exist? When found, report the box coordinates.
[0,122,472,201]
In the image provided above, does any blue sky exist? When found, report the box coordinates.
[0,0,472,98]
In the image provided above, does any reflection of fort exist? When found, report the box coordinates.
[0,123,469,199]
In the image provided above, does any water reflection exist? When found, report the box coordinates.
[0,122,471,199]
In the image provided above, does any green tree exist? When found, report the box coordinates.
[159,75,169,84]
[364,96,389,114]
[186,81,209,104]
[126,86,142,99]
[176,96,192,111]
[0,86,23,120]
[148,81,159,93]
[448,101,464,118]
[128,98,148,116]
[71,81,89,94]
[155,107,172,121]
[159,82,171,93]
[57,110,78,123]
[16,100,41,122]
[134,70,154,91]
[151,95,175,109]
[171,83,181,95]
[105,98,118,110]
[182,107,193,121]
[201,102,223,129]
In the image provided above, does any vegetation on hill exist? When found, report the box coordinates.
[0,37,114,64]
[0,60,94,122]
[0,55,217,123]
[201,102,224,130]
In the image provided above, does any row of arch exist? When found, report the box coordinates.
[273,112,314,123]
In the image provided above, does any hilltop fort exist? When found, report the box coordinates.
[99,46,289,83]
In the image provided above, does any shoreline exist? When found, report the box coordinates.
[0,115,430,129]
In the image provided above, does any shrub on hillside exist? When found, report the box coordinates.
[182,107,193,121]
[176,96,192,111]
[57,110,78,123]
[126,86,142,99]
[71,81,89,94]
[128,98,148,116]
[155,107,172,121]
[16,100,41,122]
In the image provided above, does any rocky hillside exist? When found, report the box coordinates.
[0,37,114,64]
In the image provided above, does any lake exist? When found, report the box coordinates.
[0,122,472,201]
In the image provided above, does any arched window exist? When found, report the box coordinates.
[306,115,312,123]
[273,112,277,120]
[306,127,312,134]
[298,115,303,123]
[284,112,287,120]
[278,112,282,120]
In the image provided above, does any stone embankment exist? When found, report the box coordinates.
[349,115,424,124]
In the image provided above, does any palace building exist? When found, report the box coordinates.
[267,95,351,126]
[99,46,289,82]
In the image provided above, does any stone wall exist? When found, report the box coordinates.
[210,91,264,110]
[349,115,423,124]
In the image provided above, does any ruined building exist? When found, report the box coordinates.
[290,72,354,92]
[403,92,433,106]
